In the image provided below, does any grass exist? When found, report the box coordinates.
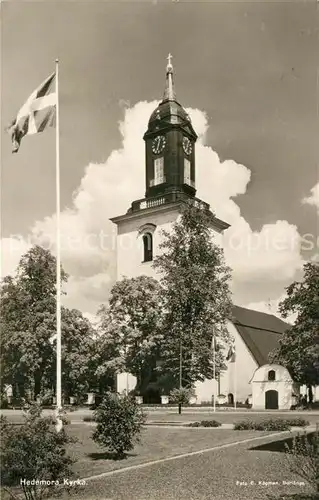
[56,428,316,500]
[66,424,272,478]
[2,424,316,500]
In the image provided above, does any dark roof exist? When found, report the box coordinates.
[232,305,290,366]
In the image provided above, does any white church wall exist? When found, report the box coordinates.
[115,207,181,281]
[251,381,294,410]
[194,378,218,404]
[194,321,258,404]
[115,207,224,282]
[219,321,258,403]
[251,364,296,410]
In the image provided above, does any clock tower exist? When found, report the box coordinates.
[144,54,197,200]
[111,55,229,283]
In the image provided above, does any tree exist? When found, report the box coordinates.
[0,403,75,500]
[59,308,97,401]
[0,245,100,402]
[92,393,146,458]
[153,202,233,389]
[269,262,319,403]
[0,245,67,400]
[97,276,163,394]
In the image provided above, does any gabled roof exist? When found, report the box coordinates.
[232,305,290,366]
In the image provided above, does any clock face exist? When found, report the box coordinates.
[183,137,192,155]
[152,136,166,155]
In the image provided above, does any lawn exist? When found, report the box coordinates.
[145,410,319,427]
[68,424,272,478]
[2,424,316,500]
[62,427,316,500]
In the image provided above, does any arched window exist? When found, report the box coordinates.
[268,370,276,381]
[143,232,153,262]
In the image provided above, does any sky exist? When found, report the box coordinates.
[1,0,318,320]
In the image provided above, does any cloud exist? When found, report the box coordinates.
[1,101,304,313]
[1,237,31,278]
[302,183,319,213]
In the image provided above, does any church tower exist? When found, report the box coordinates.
[111,55,229,282]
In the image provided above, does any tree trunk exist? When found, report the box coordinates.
[34,374,42,400]
[307,385,313,405]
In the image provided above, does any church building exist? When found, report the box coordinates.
[111,55,291,405]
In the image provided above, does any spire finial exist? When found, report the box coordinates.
[163,53,176,101]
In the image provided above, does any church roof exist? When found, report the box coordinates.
[146,54,197,137]
[232,305,289,366]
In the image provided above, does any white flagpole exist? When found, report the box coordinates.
[234,346,237,411]
[55,58,62,432]
[211,334,216,413]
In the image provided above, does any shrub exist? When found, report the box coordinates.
[233,418,292,431]
[0,403,76,500]
[92,393,146,458]
[253,419,291,431]
[283,418,309,428]
[284,427,319,494]
[169,387,195,405]
[233,420,255,430]
[187,420,221,428]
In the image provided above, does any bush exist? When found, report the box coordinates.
[285,427,319,494]
[233,418,293,431]
[0,403,76,500]
[253,419,291,431]
[169,387,195,405]
[283,418,309,428]
[233,420,255,430]
[187,420,221,428]
[93,393,146,458]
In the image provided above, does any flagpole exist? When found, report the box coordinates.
[213,333,216,413]
[234,345,237,411]
[55,58,62,432]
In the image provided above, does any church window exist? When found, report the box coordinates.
[268,370,276,381]
[154,157,164,185]
[143,233,153,262]
[184,158,191,185]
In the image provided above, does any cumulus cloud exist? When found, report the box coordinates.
[1,237,31,278]
[302,183,319,213]
[1,101,304,314]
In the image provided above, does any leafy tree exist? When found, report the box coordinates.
[97,276,163,394]
[87,322,122,398]
[0,245,102,402]
[153,202,233,388]
[0,245,67,400]
[92,393,146,458]
[269,262,319,403]
[56,308,97,401]
[0,403,75,500]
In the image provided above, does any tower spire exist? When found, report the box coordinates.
[162,53,176,102]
